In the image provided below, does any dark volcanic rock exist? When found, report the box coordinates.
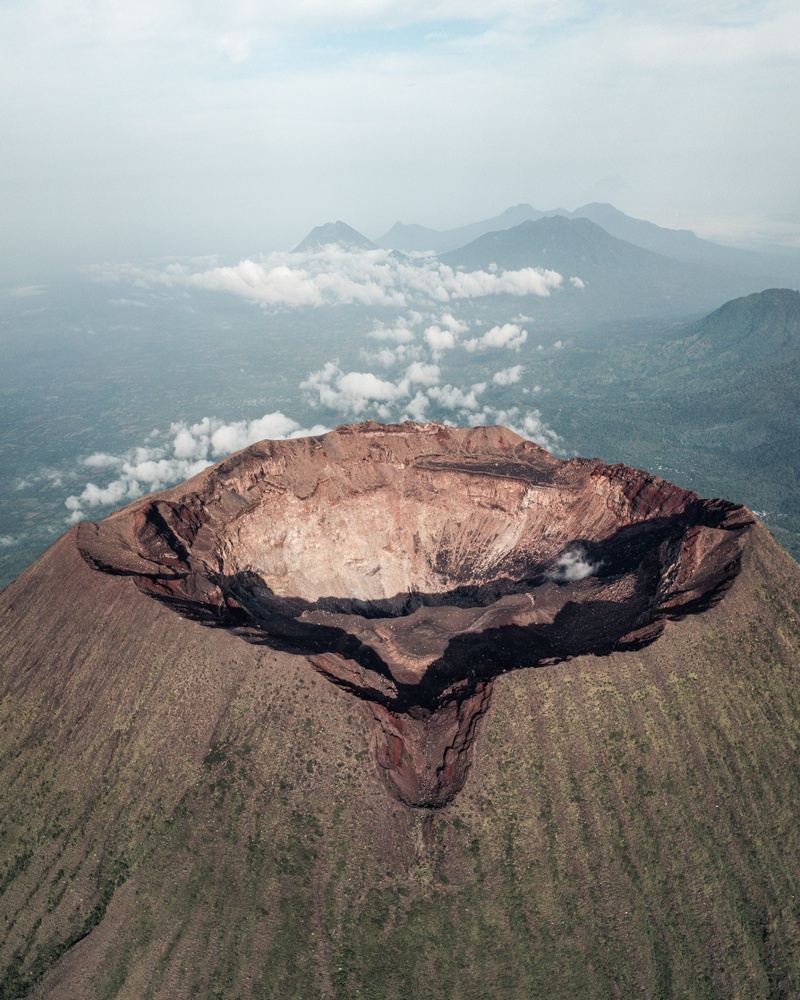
[77,422,752,807]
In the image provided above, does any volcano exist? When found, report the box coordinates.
[77,423,750,807]
[1,423,799,999]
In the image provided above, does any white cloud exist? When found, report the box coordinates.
[208,412,304,454]
[570,276,586,289]
[301,357,449,416]
[83,451,124,469]
[439,312,469,333]
[172,426,207,460]
[422,311,471,357]
[428,383,485,411]
[438,266,562,300]
[492,364,523,385]
[300,362,411,415]
[337,371,406,402]
[463,322,528,352]
[367,315,419,342]
[67,479,138,514]
[403,390,430,422]
[0,534,18,548]
[190,257,404,308]
[405,361,441,386]
[88,248,563,312]
[517,410,559,448]
[360,342,423,367]
[424,324,457,355]
[360,314,426,366]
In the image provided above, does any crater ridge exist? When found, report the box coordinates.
[77,421,753,807]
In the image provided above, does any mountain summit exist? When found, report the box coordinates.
[1,422,799,998]
[293,220,376,252]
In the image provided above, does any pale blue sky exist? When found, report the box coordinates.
[2,0,799,271]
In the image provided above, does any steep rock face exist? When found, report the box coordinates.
[77,422,752,807]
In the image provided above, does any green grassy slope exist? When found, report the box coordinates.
[1,523,799,999]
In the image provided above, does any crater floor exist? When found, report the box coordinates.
[78,422,753,806]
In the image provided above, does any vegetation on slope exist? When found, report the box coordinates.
[0,522,799,998]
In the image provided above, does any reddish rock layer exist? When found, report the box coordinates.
[77,422,753,806]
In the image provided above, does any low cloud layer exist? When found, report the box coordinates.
[464,323,528,353]
[87,247,564,311]
[492,365,524,385]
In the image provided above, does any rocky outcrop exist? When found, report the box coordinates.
[77,421,753,806]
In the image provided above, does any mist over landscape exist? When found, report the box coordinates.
[3,1,799,585]
[2,200,799,585]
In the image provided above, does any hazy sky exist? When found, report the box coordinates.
[2,0,799,270]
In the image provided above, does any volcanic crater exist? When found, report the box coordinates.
[78,422,753,807]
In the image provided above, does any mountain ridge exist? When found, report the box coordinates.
[377,203,544,253]
[440,215,760,320]
[375,199,795,266]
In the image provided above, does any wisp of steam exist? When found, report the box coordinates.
[549,545,601,583]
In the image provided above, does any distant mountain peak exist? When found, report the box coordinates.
[376,204,544,253]
[293,221,376,253]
